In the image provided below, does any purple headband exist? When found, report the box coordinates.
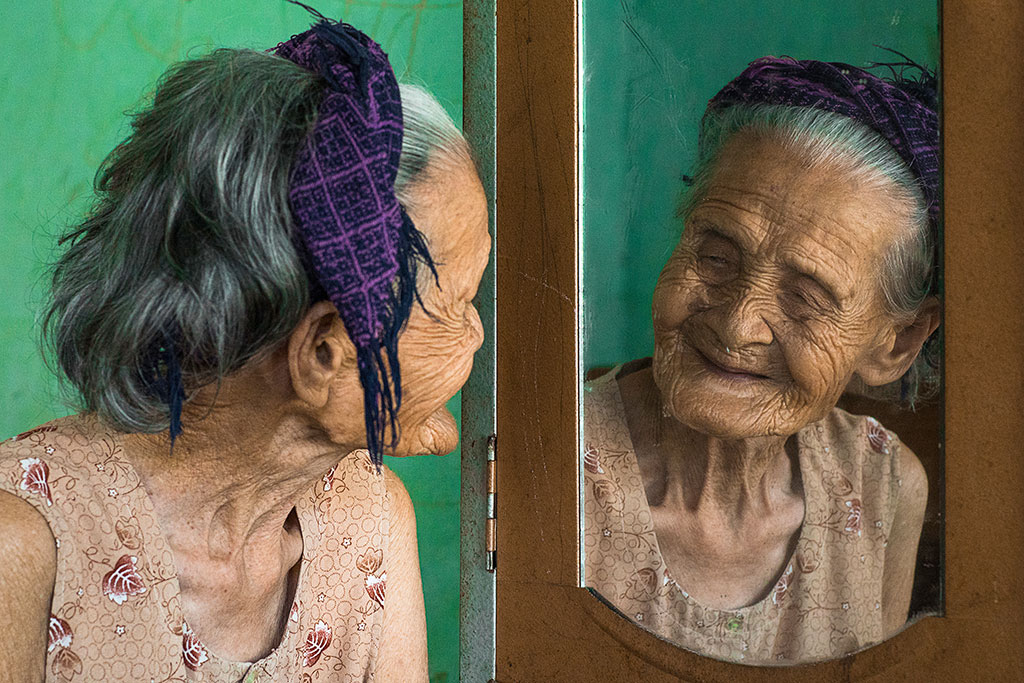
[274,7,435,467]
[707,56,940,230]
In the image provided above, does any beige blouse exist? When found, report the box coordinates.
[0,414,391,682]
[583,371,905,664]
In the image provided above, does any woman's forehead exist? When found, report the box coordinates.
[695,136,905,262]
[411,165,489,261]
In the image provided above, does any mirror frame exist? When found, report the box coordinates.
[489,0,1024,679]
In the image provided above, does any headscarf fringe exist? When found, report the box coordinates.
[360,208,438,469]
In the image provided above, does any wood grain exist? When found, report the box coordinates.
[493,0,1024,680]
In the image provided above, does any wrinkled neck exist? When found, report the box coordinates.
[618,367,801,525]
[657,420,796,519]
[120,362,359,566]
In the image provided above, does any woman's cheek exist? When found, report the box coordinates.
[654,268,696,329]
[779,331,843,403]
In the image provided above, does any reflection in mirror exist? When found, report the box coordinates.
[580,1,942,664]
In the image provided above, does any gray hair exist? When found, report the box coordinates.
[41,48,470,434]
[681,104,938,406]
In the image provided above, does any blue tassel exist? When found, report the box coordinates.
[359,209,437,470]
[143,328,186,450]
[868,46,938,110]
[285,0,371,94]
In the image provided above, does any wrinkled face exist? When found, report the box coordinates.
[652,133,909,438]
[387,160,490,456]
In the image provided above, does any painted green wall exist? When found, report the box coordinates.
[0,2,462,681]
[581,0,940,371]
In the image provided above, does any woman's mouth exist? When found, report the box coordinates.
[691,345,771,382]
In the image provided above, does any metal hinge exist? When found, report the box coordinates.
[486,434,497,572]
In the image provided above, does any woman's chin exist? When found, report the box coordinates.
[393,408,459,456]
[667,391,803,440]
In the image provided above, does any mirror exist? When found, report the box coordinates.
[579,0,942,664]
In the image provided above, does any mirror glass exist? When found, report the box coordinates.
[579,0,942,664]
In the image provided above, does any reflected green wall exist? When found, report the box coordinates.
[581,0,940,371]
[0,2,462,681]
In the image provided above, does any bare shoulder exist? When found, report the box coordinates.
[381,465,416,526]
[895,438,928,508]
[0,489,57,576]
[374,466,427,681]
[0,491,58,682]
[881,438,928,635]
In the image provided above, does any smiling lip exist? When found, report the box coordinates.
[691,345,771,381]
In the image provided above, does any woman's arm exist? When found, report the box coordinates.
[374,467,428,682]
[881,445,928,637]
[0,491,58,683]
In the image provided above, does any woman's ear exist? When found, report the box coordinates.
[856,296,941,386]
[288,301,356,407]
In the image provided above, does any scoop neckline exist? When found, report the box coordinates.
[603,370,813,617]
[102,420,314,670]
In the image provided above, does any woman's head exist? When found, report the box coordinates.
[295,157,488,457]
[652,58,940,438]
[42,45,480,457]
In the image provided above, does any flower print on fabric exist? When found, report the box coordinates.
[102,555,147,605]
[583,445,605,474]
[844,499,863,536]
[47,614,82,681]
[322,465,337,492]
[356,548,383,574]
[623,567,660,602]
[19,457,53,506]
[51,647,83,681]
[181,622,209,671]
[114,516,143,550]
[14,425,57,441]
[866,417,891,454]
[592,478,625,514]
[303,619,333,667]
[357,548,386,609]
[0,414,392,679]
[365,572,386,608]
[47,616,73,652]
[771,564,795,606]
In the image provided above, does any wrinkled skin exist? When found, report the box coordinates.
[653,132,914,439]
[386,162,490,456]
[290,159,489,459]
[613,131,932,617]
[97,158,490,665]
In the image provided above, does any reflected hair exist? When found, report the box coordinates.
[680,104,937,406]
[41,48,469,434]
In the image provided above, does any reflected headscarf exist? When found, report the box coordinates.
[707,56,940,229]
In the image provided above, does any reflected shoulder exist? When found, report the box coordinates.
[896,438,928,510]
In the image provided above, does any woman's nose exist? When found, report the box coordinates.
[710,284,775,349]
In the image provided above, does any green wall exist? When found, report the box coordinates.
[0,2,462,681]
[581,0,940,371]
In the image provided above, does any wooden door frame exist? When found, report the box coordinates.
[490,0,1024,680]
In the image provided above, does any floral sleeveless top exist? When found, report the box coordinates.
[583,372,905,664]
[0,414,390,682]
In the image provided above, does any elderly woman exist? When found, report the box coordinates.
[584,57,940,663]
[0,14,487,683]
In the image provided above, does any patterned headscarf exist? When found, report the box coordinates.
[145,6,433,465]
[274,5,435,467]
[707,56,940,229]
